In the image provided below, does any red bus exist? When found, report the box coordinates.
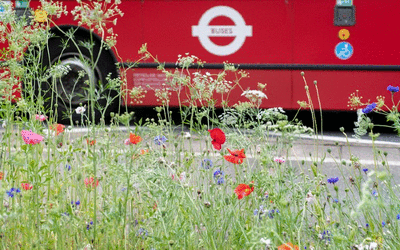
[1,0,400,118]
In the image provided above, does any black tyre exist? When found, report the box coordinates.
[27,27,119,124]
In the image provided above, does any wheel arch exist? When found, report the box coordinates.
[48,25,119,77]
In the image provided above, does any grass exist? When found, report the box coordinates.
[1,1,400,249]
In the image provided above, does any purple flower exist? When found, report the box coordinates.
[137,228,148,238]
[253,209,259,216]
[154,135,167,146]
[320,230,331,242]
[397,214,400,220]
[65,164,71,171]
[362,168,368,174]
[6,188,19,198]
[201,159,213,169]
[382,221,386,227]
[71,200,80,207]
[387,85,399,93]
[362,103,376,114]
[86,221,93,230]
[213,169,224,185]
[327,177,339,184]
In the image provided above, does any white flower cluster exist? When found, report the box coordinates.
[353,242,378,250]
[241,90,268,99]
[49,64,71,78]
[176,53,203,68]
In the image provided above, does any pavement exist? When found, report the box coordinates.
[3,126,400,167]
[286,132,400,166]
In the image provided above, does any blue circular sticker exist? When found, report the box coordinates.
[335,42,353,60]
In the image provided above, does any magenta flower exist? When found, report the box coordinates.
[274,157,285,164]
[21,130,43,145]
[35,114,47,121]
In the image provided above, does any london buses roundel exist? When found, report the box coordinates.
[192,6,253,56]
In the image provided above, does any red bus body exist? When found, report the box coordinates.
[3,0,400,111]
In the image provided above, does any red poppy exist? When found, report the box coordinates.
[129,133,142,144]
[86,139,96,146]
[21,183,33,190]
[208,128,226,150]
[234,181,254,199]
[278,243,299,250]
[224,148,246,164]
[0,172,3,180]
[50,123,65,135]
[153,201,157,211]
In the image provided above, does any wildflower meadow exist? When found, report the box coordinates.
[1,1,400,249]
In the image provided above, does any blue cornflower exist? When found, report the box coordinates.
[137,228,148,238]
[397,214,400,220]
[253,209,258,216]
[382,221,386,227]
[327,177,339,184]
[62,212,69,217]
[6,188,19,198]
[362,103,377,114]
[333,198,339,203]
[387,85,399,93]
[362,168,368,174]
[201,159,213,169]
[366,223,369,228]
[268,210,276,219]
[154,135,167,146]
[213,169,224,185]
[86,221,93,230]
[262,192,269,201]
[254,205,266,219]
[372,190,378,198]
[65,164,71,171]
[320,230,331,242]
[71,200,80,207]
[121,187,127,192]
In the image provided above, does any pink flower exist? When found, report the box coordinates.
[124,139,131,145]
[274,157,285,164]
[84,177,99,188]
[35,114,47,121]
[21,183,33,190]
[21,130,43,145]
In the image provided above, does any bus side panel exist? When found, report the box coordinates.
[140,0,292,64]
[291,70,400,111]
[292,1,400,65]
[124,67,292,109]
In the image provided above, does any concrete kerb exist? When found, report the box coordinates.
[282,132,400,166]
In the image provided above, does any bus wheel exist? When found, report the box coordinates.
[40,28,119,124]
